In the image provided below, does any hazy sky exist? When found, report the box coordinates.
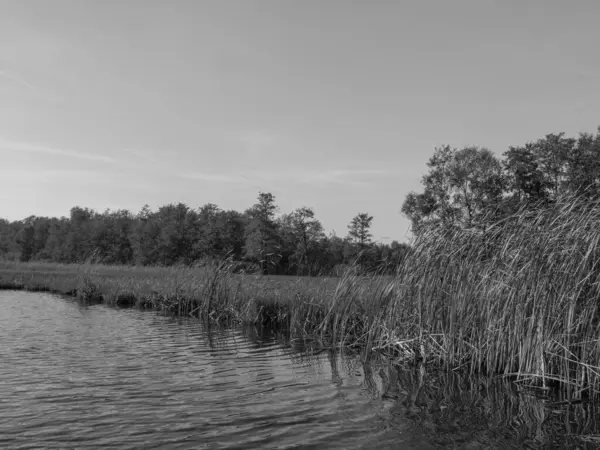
[1,1,599,242]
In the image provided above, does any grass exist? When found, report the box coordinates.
[0,259,381,340]
[2,194,600,398]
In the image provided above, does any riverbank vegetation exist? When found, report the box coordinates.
[2,126,600,399]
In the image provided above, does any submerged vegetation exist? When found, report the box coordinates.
[2,126,600,402]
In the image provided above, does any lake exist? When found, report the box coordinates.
[1,291,598,449]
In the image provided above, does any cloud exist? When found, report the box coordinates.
[0,138,115,163]
[0,69,37,90]
[121,148,161,164]
[242,168,390,186]
[313,168,388,181]
[179,172,247,183]
[177,167,391,187]
[0,167,105,183]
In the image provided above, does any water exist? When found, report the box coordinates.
[1,291,598,450]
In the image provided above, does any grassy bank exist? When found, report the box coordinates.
[0,260,390,346]
[2,195,600,397]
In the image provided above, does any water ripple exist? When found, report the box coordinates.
[0,291,429,450]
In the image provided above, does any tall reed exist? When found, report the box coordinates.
[385,195,600,397]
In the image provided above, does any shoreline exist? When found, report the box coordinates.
[3,226,600,403]
[0,260,363,332]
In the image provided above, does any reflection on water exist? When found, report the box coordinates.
[0,291,598,449]
[375,361,600,449]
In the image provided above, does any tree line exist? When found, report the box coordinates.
[4,126,596,274]
[402,126,600,236]
[0,193,408,275]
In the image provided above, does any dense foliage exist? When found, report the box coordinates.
[0,195,407,275]
[402,126,600,235]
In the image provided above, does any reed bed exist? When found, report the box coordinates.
[0,259,381,340]
[2,194,600,396]
[384,195,600,399]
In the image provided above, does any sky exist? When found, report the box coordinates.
[1,0,599,243]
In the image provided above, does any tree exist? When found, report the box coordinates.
[279,206,324,275]
[503,133,576,203]
[347,212,373,253]
[535,133,574,198]
[402,145,457,232]
[192,203,223,260]
[90,209,133,264]
[66,207,96,261]
[448,146,505,226]
[503,143,545,202]
[0,219,11,258]
[130,205,161,265]
[244,192,281,274]
[40,219,69,262]
[0,218,20,260]
[564,128,600,199]
[219,210,246,260]
[319,233,345,274]
[15,216,56,262]
[0,190,414,273]
[16,218,35,262]
[155,203,195,265]
[403,145,505,234]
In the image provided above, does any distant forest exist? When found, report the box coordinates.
[0,192,408,275]
[2,126,600,275]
